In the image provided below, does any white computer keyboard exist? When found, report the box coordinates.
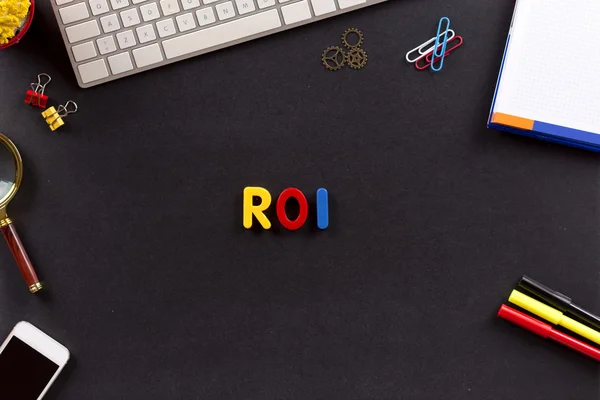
[50,0,387,88]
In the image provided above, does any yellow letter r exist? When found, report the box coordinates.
[243,187,272,229]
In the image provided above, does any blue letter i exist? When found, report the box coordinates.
[316,188,329,230]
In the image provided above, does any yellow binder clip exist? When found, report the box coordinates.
[41,101,78,131]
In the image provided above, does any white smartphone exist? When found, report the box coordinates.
[0,321,70,400]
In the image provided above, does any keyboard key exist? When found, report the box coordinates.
[140,2,160,21]
[56,0,74,5]
[176,13,196,32]
[196,7,216,26]
[216,1,236,20]
[59,3,89,24]
[116,29,137,48]
[163,9,281,59]
[72,41,97,61]
[132,0,148,3]
[120,8,141,27]
[204,0,218,3]
[108,52,134,74]
[281,0,311,24]
[100,14,121,32]
[132,43,164,67]
[97,35,117,54]
[110,0,130,9]
[136,24,156,43]
[257,0,275,9]
[156,18,176,37]
[310,0,336,16]
[235,0,255,15]
[181,0,200,10]
[160,0,180,15]
[89,0,110,15]
[78,59,109,83]
[65,20,101,43]
[338,0,365,8]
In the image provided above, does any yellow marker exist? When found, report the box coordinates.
[509,290,600,345]
[243,187,272,229]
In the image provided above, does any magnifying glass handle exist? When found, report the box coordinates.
[1,221,42,294]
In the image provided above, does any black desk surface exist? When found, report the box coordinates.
[1,0,599,398]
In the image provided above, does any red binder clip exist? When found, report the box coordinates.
[25,73,51,109]
[415,36,463,71]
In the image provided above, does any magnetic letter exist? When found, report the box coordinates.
[243,187,272,229]
[316,188,329,230]
[276,188,308,231]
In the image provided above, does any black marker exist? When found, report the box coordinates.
[518,276,600,331]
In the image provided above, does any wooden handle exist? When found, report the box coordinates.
[1,222,42,293]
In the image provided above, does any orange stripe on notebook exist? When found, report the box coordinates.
[491,113,534,131]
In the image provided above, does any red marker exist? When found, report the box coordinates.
[498,304,600,362]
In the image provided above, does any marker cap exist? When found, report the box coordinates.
[518,276,571,310]
[498,304,552,338]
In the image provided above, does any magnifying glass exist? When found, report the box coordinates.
[0,133,42,294]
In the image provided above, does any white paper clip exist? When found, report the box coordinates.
[405,29,456,64]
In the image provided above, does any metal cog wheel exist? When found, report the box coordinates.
[322,46,346,71]
[346,47,368,69]
[342,28,364,49]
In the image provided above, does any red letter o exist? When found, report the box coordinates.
[276,188,308,230]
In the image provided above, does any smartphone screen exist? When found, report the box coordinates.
[0,336,60,399]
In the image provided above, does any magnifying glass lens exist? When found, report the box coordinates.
[0,143,15,202]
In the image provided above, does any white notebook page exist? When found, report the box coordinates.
[493,0,600,134]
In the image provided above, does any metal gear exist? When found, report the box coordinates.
[342,28,364,49]
[346,47,368,69]
[322,46,346,71]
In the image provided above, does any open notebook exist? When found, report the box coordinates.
[489,0,600,151]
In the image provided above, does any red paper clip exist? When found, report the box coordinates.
[415,36,463,71]
[25,73,51,109]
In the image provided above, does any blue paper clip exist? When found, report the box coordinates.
[405,29,455,64]
[431,17,451,72]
